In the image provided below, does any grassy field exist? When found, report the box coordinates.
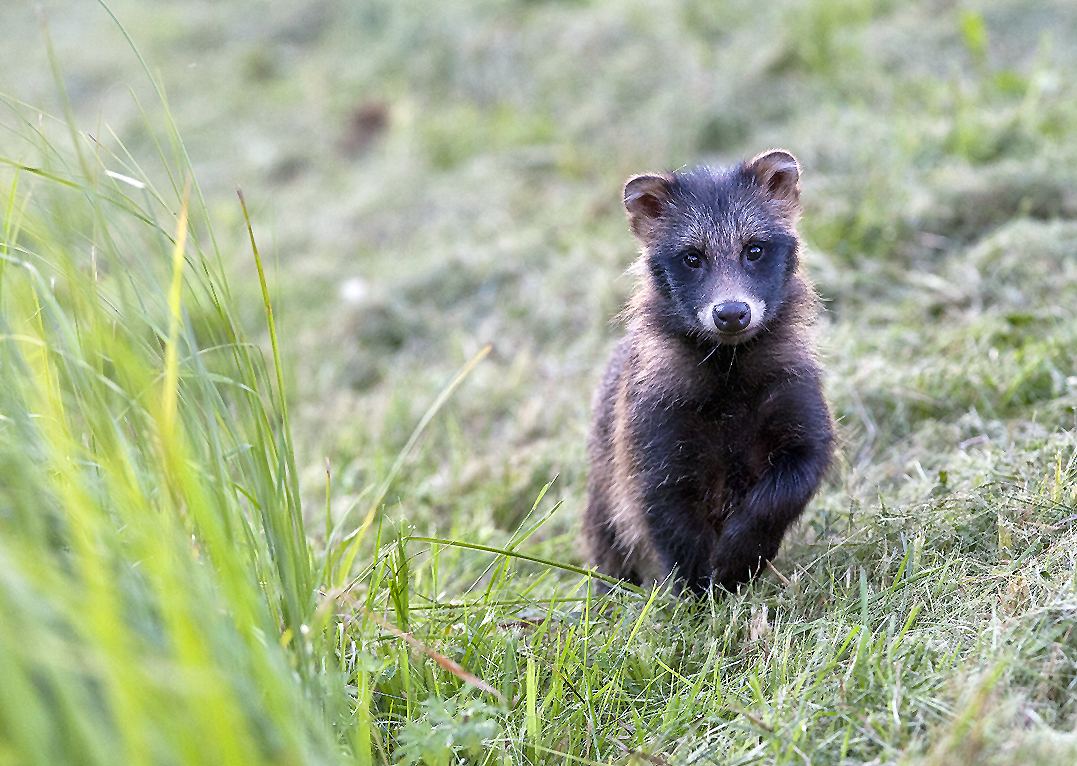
[2,0,1077,763]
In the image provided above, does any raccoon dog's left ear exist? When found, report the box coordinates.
[748,150,801,215]
[623,173,674,242]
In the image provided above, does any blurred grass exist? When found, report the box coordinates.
[3,0,1077,763]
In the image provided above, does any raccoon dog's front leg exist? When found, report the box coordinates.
[712,384,833,590]
[633,403,719,594]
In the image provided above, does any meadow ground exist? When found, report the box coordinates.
[2,0,1077,763]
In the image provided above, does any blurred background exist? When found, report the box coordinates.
[5,0,1077,564]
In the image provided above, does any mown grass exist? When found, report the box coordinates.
[3,0,1077,763]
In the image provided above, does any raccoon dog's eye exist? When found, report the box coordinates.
[681,250,704,269]
[745,244,764,262]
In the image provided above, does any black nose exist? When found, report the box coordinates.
[713,302,751,333]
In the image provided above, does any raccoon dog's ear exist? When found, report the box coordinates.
[748,150,801,215]
[624,173,674,241]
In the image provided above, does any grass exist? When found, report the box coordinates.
[2,0,1077,763]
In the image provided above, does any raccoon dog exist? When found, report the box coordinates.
[584,150,834,594]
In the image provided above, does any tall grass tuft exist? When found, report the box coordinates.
[0,45,353,766]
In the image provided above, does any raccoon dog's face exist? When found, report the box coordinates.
[624,150,803,346]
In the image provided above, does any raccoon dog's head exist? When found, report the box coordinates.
[624,150,802,346]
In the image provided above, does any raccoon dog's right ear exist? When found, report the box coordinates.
[624,173,674,241]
